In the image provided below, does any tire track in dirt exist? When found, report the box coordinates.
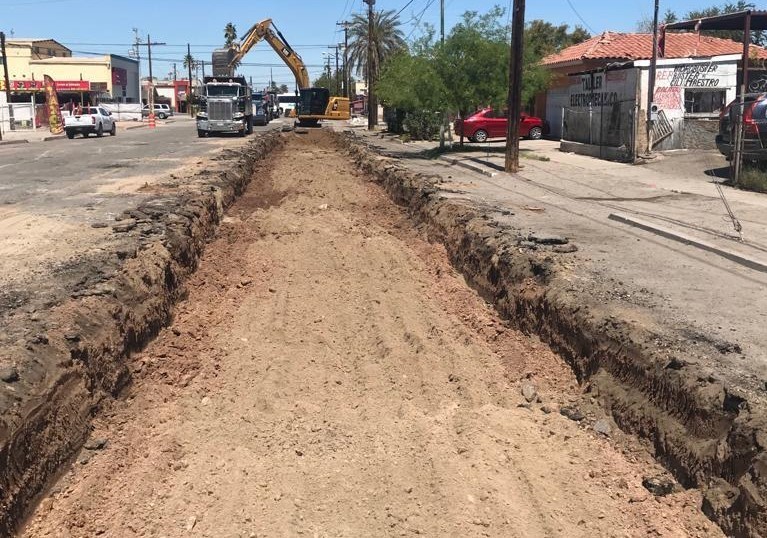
[22,131,721,538]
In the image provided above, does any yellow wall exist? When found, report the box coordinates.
[29,60,111,89]
[4,40,71,80]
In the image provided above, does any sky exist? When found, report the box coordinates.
[0,0,727,91]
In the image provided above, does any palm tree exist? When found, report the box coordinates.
[223,23,241,71]
[347,9,406,91]
[183,53,196,72]
[224,23,238,47]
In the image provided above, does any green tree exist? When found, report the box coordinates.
[639,2,764,45]
[183,53,197,73]
[636,9,678,33]
[313,70,343,96]
[224,23,241,71]
[224,23,238,46]
[347,9,406,87]
[525,20,590,59]
[278,84,289,93]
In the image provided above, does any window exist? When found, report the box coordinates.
[684,89,726,115]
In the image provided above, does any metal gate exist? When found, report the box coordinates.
[562,98,638,161]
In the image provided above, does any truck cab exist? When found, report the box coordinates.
[196,77,253,137]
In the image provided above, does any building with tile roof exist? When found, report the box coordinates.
[534,32,767,160]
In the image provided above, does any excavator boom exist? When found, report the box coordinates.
[212,18,349,125]
[212,19,310,88]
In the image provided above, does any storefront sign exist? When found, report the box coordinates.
[55,80,90,91]
[0,79,91,91]
[90,82,108,92]
[568,70,637,109]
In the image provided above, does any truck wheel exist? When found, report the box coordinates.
[246,117,253,135]
[158,112,167,119]
[197,129,207,138]
[110,123,116,136]
[66,130,75,139]
[96,123,104,137]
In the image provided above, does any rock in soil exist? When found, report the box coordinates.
[560,406,585,422]
[0,366,19,383]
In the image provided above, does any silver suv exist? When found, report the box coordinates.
[142,103,174,119]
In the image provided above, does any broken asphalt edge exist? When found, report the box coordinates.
[0,131,284,536]
[341,131,767,538]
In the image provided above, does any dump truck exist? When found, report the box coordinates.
[196,75,253,137]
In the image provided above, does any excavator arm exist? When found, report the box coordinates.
[212,18,310,89]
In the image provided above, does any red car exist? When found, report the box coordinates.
[454,107,544,142]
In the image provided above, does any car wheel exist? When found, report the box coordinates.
[528,126,543,140]
[473,129,488,143]
[158,112,167,119]
[66,130,75,139]
[96,123,104,137]
[110,122,116,136]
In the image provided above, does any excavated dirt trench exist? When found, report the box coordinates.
[15,131,727,537]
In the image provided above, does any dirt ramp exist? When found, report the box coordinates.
[0,132,283,536]
[341,131,767,537]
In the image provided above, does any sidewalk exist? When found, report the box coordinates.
[352,129,767,395]
[0,115,194,145]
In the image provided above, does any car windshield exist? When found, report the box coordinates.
[207,85,240,97]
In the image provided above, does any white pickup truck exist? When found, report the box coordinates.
[64,106,116,139]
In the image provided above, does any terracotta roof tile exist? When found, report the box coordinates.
[541,32,767,67]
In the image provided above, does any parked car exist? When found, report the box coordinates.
[716,93,767,161]
[63,106,116,139]
[142,103,174,119]
[454,107,544,142]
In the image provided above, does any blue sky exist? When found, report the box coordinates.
[0,0,724,90]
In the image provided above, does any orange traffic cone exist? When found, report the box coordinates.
[148,112,156,129]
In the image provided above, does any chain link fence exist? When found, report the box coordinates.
[562,98,638,161]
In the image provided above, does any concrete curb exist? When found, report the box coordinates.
[439,155,498,177]
[0,139,29,146]
[42,136,65,142]
[608,212,767,273]
[124,123,148,130]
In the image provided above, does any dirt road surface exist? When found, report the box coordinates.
[21,132,722,537]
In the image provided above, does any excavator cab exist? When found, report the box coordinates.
[299,88,330,116]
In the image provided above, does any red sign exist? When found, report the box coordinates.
[112,67,127,86]
[0,79,91,91]
[55,80,91,91]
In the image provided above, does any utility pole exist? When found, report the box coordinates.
[172,63,177,81]
[144,35,166,116]
[440,0,445,43]
[335,45,340,97]
[646,0,660,155]
[337,22,350,98]
[505,0,525,173]
[363,0,376,129]
[187,43,194,117]
[328,45,340,95]
[147,34,154,111]
[201,60,206,79]
[1,32,16,132]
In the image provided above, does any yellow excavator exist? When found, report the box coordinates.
[212,19,350,127]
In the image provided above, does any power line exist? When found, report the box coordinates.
[395,0,418,17]
[406,0,438,40]
[564,0,596,34]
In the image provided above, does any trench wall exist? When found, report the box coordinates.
[0,131,283,536]
[340,131,767,538]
